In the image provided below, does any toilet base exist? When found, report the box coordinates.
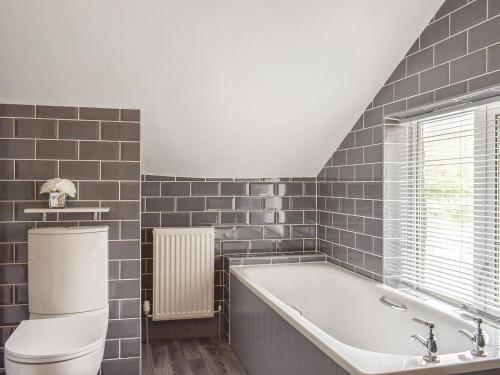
[5,343,104,375]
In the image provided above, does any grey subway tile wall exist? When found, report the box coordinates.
[140,175,317,339]
[0,104,141,374]
[316,0,500,282]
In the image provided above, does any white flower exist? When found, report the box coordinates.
[40,178,76,197]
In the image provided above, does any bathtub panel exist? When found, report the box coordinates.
[230,275,346,375]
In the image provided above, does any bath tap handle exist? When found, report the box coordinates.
[473,316,484,328]
[412,317,435,329]
[458,315,487,357]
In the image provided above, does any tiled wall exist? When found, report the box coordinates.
[140,175,317,339]
[316,0,500,282]
[0,103,141,374]
[316,112,384,281]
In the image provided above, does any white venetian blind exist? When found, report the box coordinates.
[402,101,500,317]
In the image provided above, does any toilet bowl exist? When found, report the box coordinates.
[4,226,110,375]
[4,312,108,375]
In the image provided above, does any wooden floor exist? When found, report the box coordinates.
[142,338,248,375]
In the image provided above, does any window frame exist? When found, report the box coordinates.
[402,101,500,318]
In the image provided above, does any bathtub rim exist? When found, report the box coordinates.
[229,261,500,375]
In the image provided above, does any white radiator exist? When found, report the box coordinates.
[152,227,215,321]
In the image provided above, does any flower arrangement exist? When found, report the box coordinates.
[40,178,76,208]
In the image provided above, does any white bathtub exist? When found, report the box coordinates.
[230,262,500,375]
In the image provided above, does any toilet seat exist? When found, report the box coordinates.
[5,314,107,364]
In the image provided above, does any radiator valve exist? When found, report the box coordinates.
[143,300,151,316]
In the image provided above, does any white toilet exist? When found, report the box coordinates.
[4,226,109,375]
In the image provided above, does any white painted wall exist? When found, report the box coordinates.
[0,0,442,177]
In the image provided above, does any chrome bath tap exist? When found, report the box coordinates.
[411,317,439,363]
[458,316,487,357]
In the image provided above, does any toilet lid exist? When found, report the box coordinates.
[5,314,107,363]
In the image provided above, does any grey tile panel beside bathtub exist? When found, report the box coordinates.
[317,0,500,283]
[0,103,141,375]
[140,174,317,340]
[225,252,325,267]
[230,275,349,375]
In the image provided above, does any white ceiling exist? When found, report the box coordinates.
[0,0,442,178]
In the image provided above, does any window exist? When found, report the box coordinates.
[402,101,500,317]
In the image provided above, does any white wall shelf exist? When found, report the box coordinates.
[24,207,110,221]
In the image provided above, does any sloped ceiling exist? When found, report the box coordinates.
[0,0,442,177]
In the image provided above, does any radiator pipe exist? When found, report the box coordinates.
[216,303,222,342]
[143,301,223,344]
[143,300,152,345]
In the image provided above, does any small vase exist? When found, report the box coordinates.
[49,192,66,208]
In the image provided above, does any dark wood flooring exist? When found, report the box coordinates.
[142,338,248,375]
